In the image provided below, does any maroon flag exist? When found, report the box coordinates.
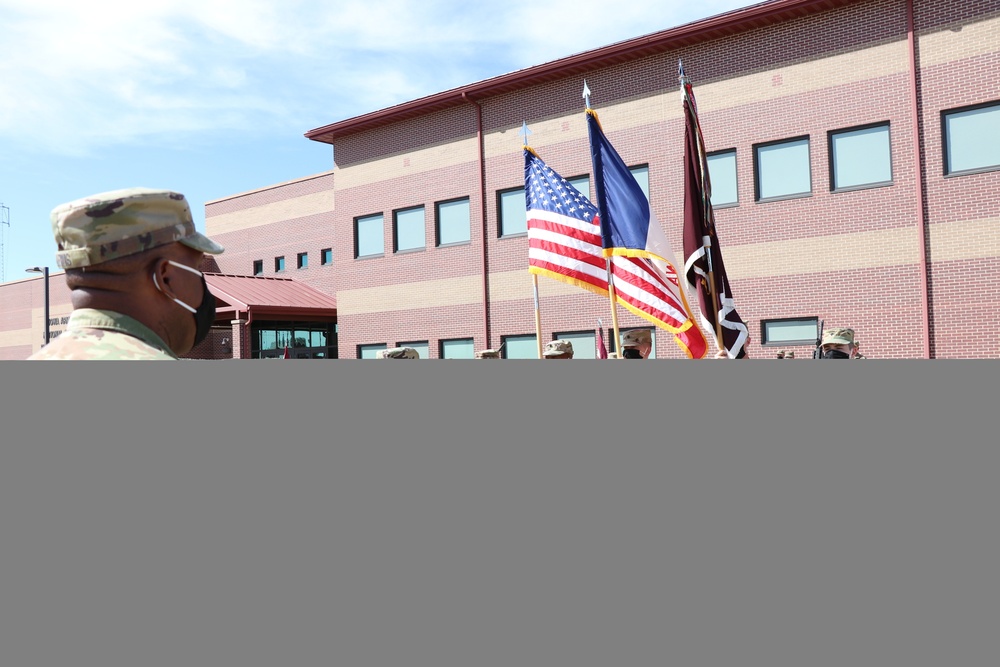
[596,323,608,359]
[283,345,290,359]
[679,62,749,358]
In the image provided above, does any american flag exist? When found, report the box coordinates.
[526,147,708,359]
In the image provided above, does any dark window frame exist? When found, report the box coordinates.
[252,259,263,276]
[706,149,738,208]
[828,121,894,193]
[760,316,820,347]
[320,248,333,265]
[354,212,385,259]
[497,186,528,239]
[941,100,1000,177]
[274,256,285,273]
[393,205,426,254]
[753,134,812,203]
[435,196,472,247]
[439,337,476,359]
[297,252,308,269]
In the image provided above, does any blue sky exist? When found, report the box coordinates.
[0,0,755,283]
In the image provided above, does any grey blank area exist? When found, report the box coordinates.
[0,362,997,667]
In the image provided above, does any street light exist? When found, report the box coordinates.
[25,266,50,345]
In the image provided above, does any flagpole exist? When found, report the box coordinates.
[532,274,544,359]
[681,60,725,355]
[585,80,624,359]
[605,258,623,359]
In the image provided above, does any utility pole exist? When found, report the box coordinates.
[1,203,10,283]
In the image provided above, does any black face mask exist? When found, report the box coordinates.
[154,260,216,348]
[191,276,217,347]
[622,348,643,359]
[822,348,851,359]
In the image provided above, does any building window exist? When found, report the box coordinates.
[436,198,471,246]
[942,101,1000,175]
[498,187,527,237]
[358,343,387,359]
[829,122,892,191]
[440,338,475,359]
[629,166,650,202]
[761,317,819,346]
[397,340,429,359]
[553,330,598,359]
[321,248,333,265]
[609,327,657,358]
[501,334,538,359]
[754,136,811,201]
[274,256,285,272]
[707,150,738,206]
[568,176,591,200]
[252,259,263,276]
[297,252,308,269]
[251,321,338,359]
[355,213,384,258]
[394,206,425,253]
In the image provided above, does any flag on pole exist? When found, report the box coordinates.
[585,109,708,359]
[596,321,608,359]
[283,345,290,359]
[525,146,608,297]
[679,62,748,358]
[525,145,707,359]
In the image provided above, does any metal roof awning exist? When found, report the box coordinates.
[205,274,338,323]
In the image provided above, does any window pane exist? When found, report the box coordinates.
[297,252,308,269]
[441,338,475,359]
[502,334,537,359]
[945,104,1000,173]
[629,166,649,202]
[554,332,597,359]
[259,330,276,350]
[253,260,263,276]
[395,207,425,252]
[275,256,285,272]
[437,198,471,245]
[499,189,527,236]
[397,341,429,359]
[356,214,384,257]
[321,248,332,265]
[832,125,891,189]
[359,344,387,359]
[763,319,818,345]
[311,331,327,347]
[756,138,811,199]
[568,176,590,199]
[707,151,737,205]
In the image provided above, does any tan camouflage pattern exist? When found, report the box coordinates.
[476,349,501,359]
[543,339,574,357]
[27,309,177,360]
[378,347,420,359]
[51,187,224,269]
[821,327,855,346]
[621,329,652,347]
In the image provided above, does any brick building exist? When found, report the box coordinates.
[3,0,998,359]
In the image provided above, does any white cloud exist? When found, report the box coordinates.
[0,0,757,155]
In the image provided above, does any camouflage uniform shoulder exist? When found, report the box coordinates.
[27,309,177,360]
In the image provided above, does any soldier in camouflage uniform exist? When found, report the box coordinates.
[542,339,574,359]
[28,187,225,360]
[377,347,420,359]
[818,327,860,360]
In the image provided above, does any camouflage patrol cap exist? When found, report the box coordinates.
[476,349,501,359]
[543,339,574,358]
[51,187,225,269]
[821,328,855,346]
[783,350,795,359]
[621,329,652,347]
[379,347,420,359]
